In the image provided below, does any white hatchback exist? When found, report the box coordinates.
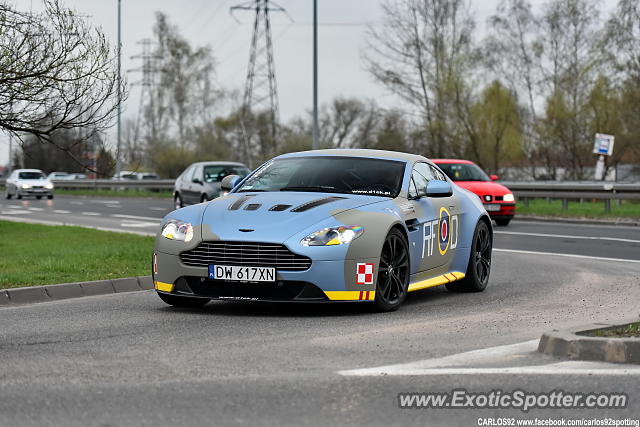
[4,169,54,200]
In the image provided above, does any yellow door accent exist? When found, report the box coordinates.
[324,290,376,301]
[154,281,175,292]
[408,272,465,292]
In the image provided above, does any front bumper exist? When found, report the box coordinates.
[153,251,379,302]
[17,188,53,197]
[484,202,515,219]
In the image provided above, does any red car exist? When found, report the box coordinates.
[432,159,516,226]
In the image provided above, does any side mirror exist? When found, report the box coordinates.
[489,174,499,181]
[426,180,453,198]
[192,177,203,185]
[220,174,241,192]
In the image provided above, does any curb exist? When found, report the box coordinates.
[538,317,640,364]
[517,215,640,227]
[0,276,153,307]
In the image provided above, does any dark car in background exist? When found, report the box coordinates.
[173,161,251,209]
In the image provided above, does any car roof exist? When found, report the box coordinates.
[431,159,475,164]
[276,149,428,163]
[192,161,248,167]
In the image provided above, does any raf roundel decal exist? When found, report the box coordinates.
[438,207,451,255]
[356,263,375,285]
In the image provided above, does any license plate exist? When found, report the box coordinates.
[208,265,275,282]
[484,204,501,212]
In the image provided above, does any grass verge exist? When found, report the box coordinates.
[518,198,640,219]
[0,220,153,289]
[589,322,640,338]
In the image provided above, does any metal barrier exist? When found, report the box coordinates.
[0,178,174,191]
[500,181,640,212]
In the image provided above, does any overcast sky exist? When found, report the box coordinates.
[0,0,618,167]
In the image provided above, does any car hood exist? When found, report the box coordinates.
[200,192,387,243]
[15,179,50,185]
[453,181,511,196]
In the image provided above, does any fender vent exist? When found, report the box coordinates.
[269,204,292,211]
[228,195,254,210]
[244,203,261,211]
[291,196,346,213]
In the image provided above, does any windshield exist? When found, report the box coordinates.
[204,165,250,183]
[18,172,45,180]
[436,163,490,182]
[237,156,406,197]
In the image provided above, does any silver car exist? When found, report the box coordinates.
[173,161,250,209]
[4,169,54,200]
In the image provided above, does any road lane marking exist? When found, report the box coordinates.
[495,230,640,244]
[0,215,154,236]
[91,200,120,204]
[8,205,21,209]
[494,248,640,264]
[70,201,83,205]
[0,210,31,215]
[106,205,120,208]
[339,340,640,376]
[28,207,44,211]
[53,210,71,214]
[120,221,160,228]
[148,207,167,211]
[112,214,162,222]
[81,211,101,216]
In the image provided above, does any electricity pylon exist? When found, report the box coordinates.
[231,0,288,166]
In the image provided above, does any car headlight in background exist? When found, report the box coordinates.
[21,184,32,189]
[503,193,515,202]
[301,225,364,246]
[45,183,54,190]
[161,219,194,242]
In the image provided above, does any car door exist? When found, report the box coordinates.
[406,162,459,273]
[184,165,203,204]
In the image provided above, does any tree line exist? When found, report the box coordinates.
[5,1,640,179]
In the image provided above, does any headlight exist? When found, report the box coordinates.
[21,184,32,189]
[161,219,194,242]
[45,183,54,190]
[503,193,515,202]
[301,225,364,246]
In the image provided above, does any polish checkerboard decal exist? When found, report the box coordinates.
[356,263,375,285]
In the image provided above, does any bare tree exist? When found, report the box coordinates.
[0,0,124,161]
[364,0,476,157]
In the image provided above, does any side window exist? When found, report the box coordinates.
[411,170,429,194]
[429,164,446,181]
[408,177,418,199]
[414,163,436,182]
[181,166,193,183]
[191,166,203,183]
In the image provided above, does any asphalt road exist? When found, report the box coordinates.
[0,195,639,426]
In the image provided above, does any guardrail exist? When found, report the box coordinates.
[501,181,640,212]
[1,178,638,212]
[0,178,174,190]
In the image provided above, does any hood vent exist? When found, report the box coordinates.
[228,195,254,210]
[269,204,292,212]
[291,196,346,213]
[244,203,261,211]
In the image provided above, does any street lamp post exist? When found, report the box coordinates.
[312,0,318,150]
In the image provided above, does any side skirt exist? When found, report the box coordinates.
[408,272,465,292]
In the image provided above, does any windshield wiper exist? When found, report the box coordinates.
[237,189,267,193]
[279,185,338,193]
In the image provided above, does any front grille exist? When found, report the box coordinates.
[180,241,312,271]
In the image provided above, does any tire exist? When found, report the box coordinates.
[495,218,511,226]
[201,194,208,203]
[157,292,210,307]
[174,193,183,210]
[36,195,42,200]
[446,220,492,293]
[4,189,10,199]
[47,194,54,200]
[373,228,410,312]
[16,193,22,199]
